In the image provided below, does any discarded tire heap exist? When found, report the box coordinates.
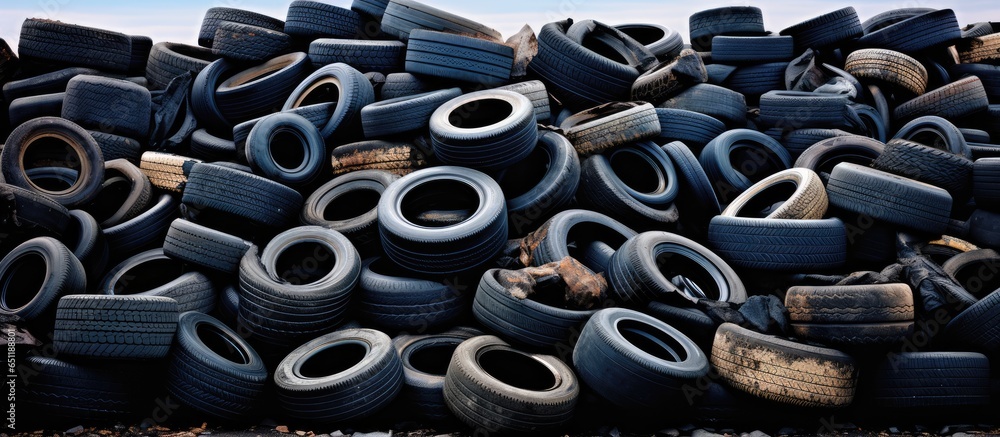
[4,1,1000,434]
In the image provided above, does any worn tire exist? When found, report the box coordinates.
[53,295,179,359]
[827,162,952,235]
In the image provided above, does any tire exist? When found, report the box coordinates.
[845,48,928,96]
[661,141,721,232]
[377,166,507,275]
[53,295,179,359]
[245,112,325,187]
[758,90,849,130]
[190,57,239,132]
[443,335,578,433]
[126,35,152,76]
[330,140,428,176]
[615,23,684,60]
[84,158,152,228]
[472,268,596,350]
[711,36,794,64]
[894,76,989,122]
[654,109,726,149]
[778,7,862,52]
[525,209,637,274]
[914,235,980,266]
[301,170,399,257]
[688,6,765,52]
[308,39,405,73]
[283,62,375,140]
[145,42,220,91]
[17,18,131,73]
[1,117,104,208]
[644,301,717,352]
[721,62,788,97]
[166,312,268,420]
[857,9,962,54]
[499,130,580,237]
[285,1,363,39]
[793,135,885,178]
[216,52,311,125]
[138,151,202,194]
[2,66,99,103]
[380,72,431,100]
[274,328,403,423]
[707,216,847,272]
[102,193,179,259]
[608,231,746,306]
[21,356,142,422]
[7,92,64,129]
[872,139,974,202]
[361,87,462,138]
[182,163,303,228]
[721,168,828,220]
[164,219,252,275]
[198,7,285,48]
[529,19,641,110]
[233,103,335,161]
[352,0,390,19]
[893,115,972,158]
[778,128,855,159]
[576,142,681,229]
[62,74,151,140]
[357,257,468,332]
[827,162,952,235]
[785,283,914,346]
[560,101,659,155]
[942,249,1000,300]
[405,29,514,86]
[656,84,747,127]
[630,49,708,105]
[0,184,71,238]
[974,158,1000,210]
[861,8,937,34]
[699,128,791,204]
[380,0,501,42]
[430,90,537,171]
[710,322,858,408]
[951,63,1000,104]
[0,237,85,322]
[89,131,142,164]
[98,248,216,314]
[189,129,237,162]
[573,308,708,408]
[63,209,108,278]
[862,352,991,409]
[392,328,483,422]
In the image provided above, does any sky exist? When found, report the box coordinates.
[1,0,999,54]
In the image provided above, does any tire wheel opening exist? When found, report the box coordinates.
[409,343,459,376]
[616,319,687,362]
[610,148,665,195]
[88,173,132,223]
[619,26,666,46]
[655,244,724,302]
[323,188,381,222]
[22,135,82,194]
[735,180,797,218]
[448,98,513,129]
[907,129,949,152]
[113,257,186,294]
[956,261,1000,299]
[730,144,785,185]
[269,128,309,172]
[566,222,630,273]
[297,79,341,108]
[581,34,631,65]
[274,241,338,285]
[497,145,550,198]
[0,254,47,311]
[297,341,367,378]
[196,323,250,365]
[24,167,78,192]
[816,153,877,176]
[479,349,557,391]
[400,179,479,228]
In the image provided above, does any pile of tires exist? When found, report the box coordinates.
[4,1,1000,433]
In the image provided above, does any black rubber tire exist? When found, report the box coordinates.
[861,8,936,34]
[951,63,1000,104]
[430,90,537,171]
[574,308,709,408]
[942,249,1000,300]
[198,7,285,48]
[380,0,501,42]
[777,128,855,159]
[0,236,85,322]
[361,87,462,138]
[7,92,64,129]
[699,128,791,204]
[189,129,237,162]
[656,83,747,128]
[492,80,551,124]
[857,9,962,54]
[61,74,151,140]
[974,158,1000,211]
[828,162,952,235]
[182,163,303,228]
[126,35,152,76]
[525,209,637,274]
[330,140,428,176]
[630,48,706,105]
[53,294,179,359]
[615,23,683,60]
[894,76,990,123]
[499,130,580,237]
[190,57,239,132]
[274,328,403,423]
[845,48,928,96]
[356,257,468,332]
[721,62,789,98]
[166,311,268,420]
[380,72,431,100]
[721,167,828,220]
[102,193,179,260]
[17,18,131,73]
[308,38,405,73]
[862,352,991,409]
[710,322,858,408]
[63,209,108,278]
[688,6,766,52]
[529,19,641,110]
[576,142,681,229]
[779,7,863,52]
[377,166,508,275]
[893,115,973,158]
[352,0,390,19]
[392,327,483,423]
[2,66,99,103]
[472,268,597,350]
[301,170,399,257]
[785,283,914,346]
[215,52,311,125]
[245,112,325,187]
[89,131,142,164]
[164,218,252,275]
[443,335,578,434]
[708,217,847,272]
[608,231,747,306]
[561,101,661,155]
[285,1,363,39]
[946,287,1000,354]
[644,301,717,352]
[145,42,220,91]
[98,248,216,314]
[793,135,886,178]
[233,102,335,161]
[0,183,71,239]
[21,356,142,422]
[661,140,721,235]
[84,158,152,229]
[872,138,974,202]
[282,62,375,140]
[758,90,849,130]
[405,29,514,86]
[711,35,794,63]
[1,116,104,208]
[654,109,726,149]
